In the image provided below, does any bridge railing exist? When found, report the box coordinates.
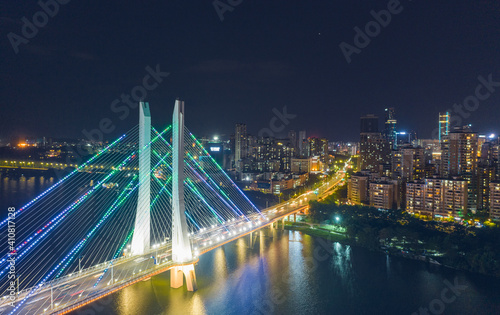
[14,242,173,299]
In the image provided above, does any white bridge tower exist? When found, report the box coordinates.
[170,99,197,291]
[131,102,151,255]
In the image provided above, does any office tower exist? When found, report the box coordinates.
[439,112,451,177]
[449,126,478,212]
[235,123,247,171]
[298,130,306,156]
[359,114,390,171]
[439,112,450,142]
[400,146,425,181]
[359,133,391,171]
[384,108,397,150]
[361,114,379,133]
[288,130,297,154]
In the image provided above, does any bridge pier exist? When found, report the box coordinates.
[171,265,197,291]
[281,218,285,230]
[171,100,197,291]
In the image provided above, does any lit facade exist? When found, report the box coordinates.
[490,181,500,221]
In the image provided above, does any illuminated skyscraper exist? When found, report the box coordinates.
[384,108,397,150]
[359,114,390,171]
[439,112,451,177]
[449,126,478,212]
[298,130,306,156]
[235,123,247,171]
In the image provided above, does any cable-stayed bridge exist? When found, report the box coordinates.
[0,101,347,315]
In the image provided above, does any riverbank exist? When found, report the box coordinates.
[282,221,349,244]
[282,221,500,277]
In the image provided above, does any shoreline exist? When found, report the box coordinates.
[284,222,499,278]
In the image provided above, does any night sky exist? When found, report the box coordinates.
[1,0,499,142]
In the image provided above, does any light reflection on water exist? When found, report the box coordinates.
[70,228,500,315]
[0,174,54,215]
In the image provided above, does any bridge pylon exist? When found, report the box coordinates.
[131,102,151,255]
[170,99,197,291]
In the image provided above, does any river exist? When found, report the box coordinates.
[1,175,500,315]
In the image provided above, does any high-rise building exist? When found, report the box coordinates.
[439,112,451,177]
[384,108,397,150]
[360,114,379,133]
[406,177,467,218]
[359,114,390,171]
[490,181,500,220]
[439,112,450,142]
[406,181,427,214]
[307,137,329,157]
[359,133,391,171]
[448,126,478,211]
[369,181,399,210]
[235,123,247,172]
[424,178,443,215]
[409,130,418,145]
[298,130,306,156]
[400,146,425,181]
[348,173,369,205]
[320,138,329,157]
[477,164,496,211]
[391,149,402,180]
[288,130,297,154]
[291,157,311,173]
